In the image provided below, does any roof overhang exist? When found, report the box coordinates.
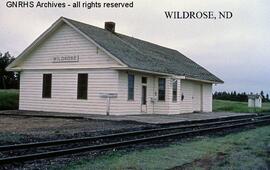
[115,67,223,84]
[185,77,224,84]
[7,67,22,72]
[115,67,184,78]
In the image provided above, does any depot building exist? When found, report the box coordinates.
[7,17,223,115]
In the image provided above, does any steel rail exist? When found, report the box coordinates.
[0,115,267,152]
[0,117,269,164]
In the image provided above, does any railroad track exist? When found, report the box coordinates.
[0,114,270,165]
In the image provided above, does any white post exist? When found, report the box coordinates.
[100,93,117,116]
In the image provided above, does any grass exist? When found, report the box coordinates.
[0,89,19,110]
[213,99,270,113]
[61,125,270,170]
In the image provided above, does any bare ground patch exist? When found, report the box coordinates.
[168,152,227,170]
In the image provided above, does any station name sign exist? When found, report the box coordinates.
[52,55,79,63]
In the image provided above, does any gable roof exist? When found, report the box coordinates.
[7,17,223,83]
[65,18,223,83]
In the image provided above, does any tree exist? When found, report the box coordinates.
[213,91,270,102]
[260,91,266,102]
[0,52,18,89]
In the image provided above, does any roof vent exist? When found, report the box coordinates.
[105,22,115,33]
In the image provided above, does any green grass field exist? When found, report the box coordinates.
[0,89,19,110]
[213,99,270,113]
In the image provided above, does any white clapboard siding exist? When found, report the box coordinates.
[20,69,158,115]
[114,71,155,114]
[179,80,213,113]
[19,69,119,115]
[168,79,181,114]
[152,77,170,114]
[18,23,122,69]
[20,69,213,115]
[114,71,176,115]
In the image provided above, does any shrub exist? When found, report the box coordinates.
[0,90,19,110]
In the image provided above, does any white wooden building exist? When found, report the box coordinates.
[6,17,223,115]
[248,94,262,108]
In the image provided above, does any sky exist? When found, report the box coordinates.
[0,0,269,94]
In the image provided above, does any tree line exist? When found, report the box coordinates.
[0,52,19,89]
[213,91,270,102]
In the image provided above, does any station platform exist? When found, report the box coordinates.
[0,110,257,124]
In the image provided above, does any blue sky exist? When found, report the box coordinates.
[1,0,269,94]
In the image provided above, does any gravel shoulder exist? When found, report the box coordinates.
[0,114,150,145]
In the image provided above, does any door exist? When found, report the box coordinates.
[141,85,147,112]
[192,83,202,112]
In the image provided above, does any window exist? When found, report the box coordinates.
[42,74,52,98]
[172,80,177,102]
[128,74,134,100]
[158,78,166,101]
[142,77,147,84]
[77,74,88,99]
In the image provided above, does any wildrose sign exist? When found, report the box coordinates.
[52,55,79,63]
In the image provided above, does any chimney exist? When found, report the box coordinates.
[105,22,115,33]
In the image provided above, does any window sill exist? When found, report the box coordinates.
[158,100,165,102]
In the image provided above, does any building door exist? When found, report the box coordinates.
[141,77,147,113]
[141,85,147,112]
[192,83,203,112]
